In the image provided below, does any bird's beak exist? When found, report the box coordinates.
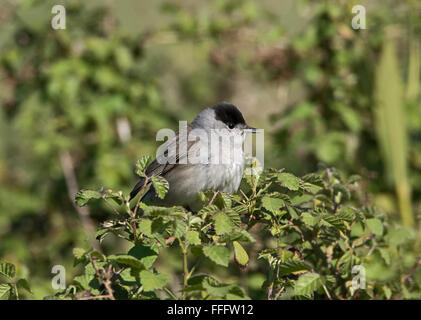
[244,124,259,133]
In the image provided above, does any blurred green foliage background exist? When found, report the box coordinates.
[0,0,421,299]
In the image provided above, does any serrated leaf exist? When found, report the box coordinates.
[138,219,153,236]
[337,250,354,273]
[225,210,241,227]
[213,212,233,235]
[75,189,102,206]
[90,250,106,262]
[232,204,248,215]
[377,248,391,265]
[198,205,219,216]
[172,219,187,237]
[186,231,201,245]
[262,196,284,213]
[128,245,159,269]
[287,205,299,220]
[0,262,16,280]
[73,248,86,260]
[294,272,324,296]
[102,189,124,205]
[333,183,351,201]
[279,260,312,277]
[0,283,12,300]
[16,279,32,294]
[366,218,384,236]
[352,234,372,248]
[108,254,145,270]
[203,246,230,267]
[302,173,324,186]
[337,207,354,222]
[278,172,300,191]
[136,155,151,176]
[215,192,232,209]
[301,212,320,227]
[322,214,346,232]
[151,176,169,199]
[219,229,255,243]
[277,247,293,262]
[202,277,233,297]
[139,270,170,291]
[233,241,249,267]
[383,286,392,299]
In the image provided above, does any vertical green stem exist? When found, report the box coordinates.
[179,238,189,300]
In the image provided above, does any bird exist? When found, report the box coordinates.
[129,102,257,212]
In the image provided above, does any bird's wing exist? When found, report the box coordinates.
[129,125,197,201]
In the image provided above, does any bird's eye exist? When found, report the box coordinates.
[228,123,235,129]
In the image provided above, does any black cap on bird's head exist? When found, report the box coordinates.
[211,102,257,132]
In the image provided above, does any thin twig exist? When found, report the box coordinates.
[403,256,421,287]
[208,191,219,206]
[87,255,116,300]
[59,151,100,252]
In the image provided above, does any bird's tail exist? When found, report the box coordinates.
[129,177,146,201]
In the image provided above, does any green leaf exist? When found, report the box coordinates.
[322,214,346,232]
[337,250,354,273]
[287,206,299,220]
[203,246,230,267]
[383,286,392,299]
[215,192,232,209]
[198,205,219,216]
[294,272,324,296]
[0,262,16,280]
[377,248,391,265]
[139,270,170,291]
[262,196,284,213]
[128,245,159,269]
[90,251,106,262]
[302,173,324,186]
[16,279,32,294]
[278,172,300,191]
[301,212,320,227]
[151,176,169,199]
[218,229,256,243]
[225,210,241,227]
[138,219,153,237]
[72,248,86,260]
[186,231,201,245]
[213,212,233,235]
[277,248,293,262]
[172,219,187,237]
[0,283,12,300]
[75,189,102,206]
[233,241,249,267]
[202,277,233,297]
[135,155,151,176]
[366,218,384,236]
[108,254,145,270]
[279,260,312,277]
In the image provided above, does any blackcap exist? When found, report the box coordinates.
[130,102,257,211]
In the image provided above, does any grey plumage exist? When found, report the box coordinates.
[130,102,255,211]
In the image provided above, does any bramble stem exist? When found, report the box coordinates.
[179,238,189,300]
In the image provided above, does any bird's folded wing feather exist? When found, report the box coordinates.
[130,125,198,200]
